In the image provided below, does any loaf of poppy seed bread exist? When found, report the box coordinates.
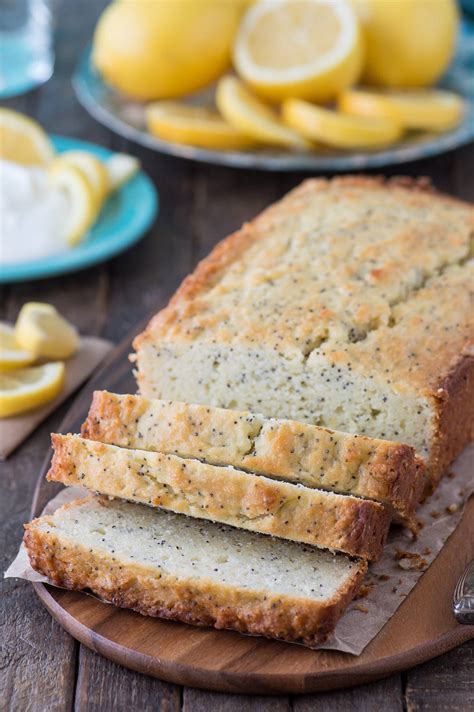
[82,391,424,520]
[24,496,367,647]
[132,177,474,488]
[47,434,390,560]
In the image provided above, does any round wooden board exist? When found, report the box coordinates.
[29,329,474,695]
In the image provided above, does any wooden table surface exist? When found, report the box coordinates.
[1,2,473,710]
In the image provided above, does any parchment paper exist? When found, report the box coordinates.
[5,444,473,655]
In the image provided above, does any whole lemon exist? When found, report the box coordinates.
[354,0,458,87]
[93,0,243,100]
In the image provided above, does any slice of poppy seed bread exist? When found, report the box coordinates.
[47,434,390,560]
[132,177,474,488]
[81,391,424,521]
[24,496,367,647]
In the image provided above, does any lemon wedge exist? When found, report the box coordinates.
[282,99,402,149]
[233,0,363,102]
[105,153,140,192]
[48,163,97,245]
[338,89,464,132]
[15,303,79,360]
[51,151,109,210]
[0,108,55,165]
[0,324,35,371]
[0,361,65,418]
[146,102,255,150]
[216,77,310,149]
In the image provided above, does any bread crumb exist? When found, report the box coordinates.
[430,510,440,519]
[394,548,428,571]
[353,604,368,613]
[446,503,459,514]
[377,574,390,581]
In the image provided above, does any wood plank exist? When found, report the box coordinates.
[405,640,474,712]
[103,151,196,343]
[182,689,290,711]
[74,646,181,712]
[1,411,77,712]
[293,675,403,711]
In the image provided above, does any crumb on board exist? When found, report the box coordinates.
[430,510,440,518]
[394,548,428,571]
[353,604,369,614]
[355,583,373,599]
[446,503,459,514]
[377,574,390,581]
[422,546,432,556]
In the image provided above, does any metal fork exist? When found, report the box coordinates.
[453,559,474,624]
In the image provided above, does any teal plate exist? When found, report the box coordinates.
[73,21,474,172]
[0,136,158,283]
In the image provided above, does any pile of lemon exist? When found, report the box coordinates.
[93,0,463,152]
[0,304,79,417]
[0,108,140,244]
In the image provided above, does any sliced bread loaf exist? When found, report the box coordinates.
[24,496,367,647]
[82,390,424,520]
[132,177,474,486]
[47,433,390,560]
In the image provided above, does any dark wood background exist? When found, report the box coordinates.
[1,1,473,710]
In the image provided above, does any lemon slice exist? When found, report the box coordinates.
[216,77,310,149]
[338,89,464,132]
[0,108,55,166]
[51,151,109,209]
[48,163,97,245]
[282,99,402,149]
[146,102,255,150]
[14,302,79,360]
[105,153,140,192]
[0,324,35,371]
[233,0,363,102]
[0,361,65,418]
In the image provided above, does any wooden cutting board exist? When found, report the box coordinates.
[30,329,474,695]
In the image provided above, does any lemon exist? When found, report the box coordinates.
[216,76,310,149]
[0,108,55,165]
[146,102,255,150]
[353,0,458,88]
[233,0,364,102]
[48,163,97,245]
[52,151,108,210]
[0,324,35,371]
[0,361,65,418]
[15,303,79,360]
[282,98,402,148]
[339,88,464,132]
[93,0,243,101]
[105,153,140,192]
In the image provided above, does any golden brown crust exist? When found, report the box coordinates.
[82,391,424,521]
[23,503,367,648]
[428,352,474,487]
[47,433,390,560]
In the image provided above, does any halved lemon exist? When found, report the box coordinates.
[338,89,464,132]
[0,361,65,417]
[146,102,255,150]
[216,77,310,149]
[105,153,140,192]
[282,99,402,149]
[233,0,364,102]
[48,163,97,245]
[14,303,79,360]
[51,151,109,209]
[0,324,35,371]
[0,108,55,165]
